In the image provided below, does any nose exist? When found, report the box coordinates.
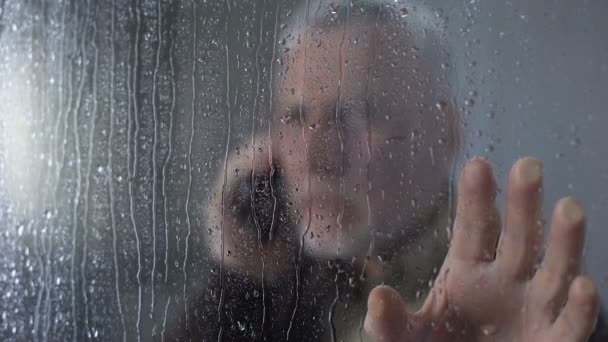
[305,107,352,179]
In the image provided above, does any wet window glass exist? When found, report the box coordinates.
[0,0,606,341]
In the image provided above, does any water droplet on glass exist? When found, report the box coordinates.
[570,137,581,147]
[400,8,409,17]
[435,101,447,111]
[481,324,498,336]
[329,2,339,15]
[281,114,292,124]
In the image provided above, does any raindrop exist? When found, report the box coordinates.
[399,8,409,18]
[435,101,447,111]
[281,113,292,124]
[329,2,339,15]
[569,137,581,147]
[237,321,246,331]
[481,324,498,336]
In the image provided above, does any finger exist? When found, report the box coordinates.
[450,158,501,263]
[365,286,409,342]
[496,157,544,280]
[551,276,599,342]
[532,197,586,318]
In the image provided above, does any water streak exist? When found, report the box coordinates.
[127,1,144,340]
[150,0,162,322]
[250,0,269,334]
[70,2,91,339]
[108,1,127,339]
[80,11,98,338]
[286,1,311,339]
[161,7,176,288]
[216,1,234,339]
[182,0,197,329]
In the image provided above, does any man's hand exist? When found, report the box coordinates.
[365,158,600,342]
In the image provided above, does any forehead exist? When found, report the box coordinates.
[281,17,440,93]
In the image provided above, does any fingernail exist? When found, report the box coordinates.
[520,158,543,183]
[562,197,584,224]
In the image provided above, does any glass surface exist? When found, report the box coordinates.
[0,0,606,340]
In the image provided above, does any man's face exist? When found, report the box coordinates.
[272,18,456,258]
[206,18,456,270]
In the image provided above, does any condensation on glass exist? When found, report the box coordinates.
[0,0,606,341]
